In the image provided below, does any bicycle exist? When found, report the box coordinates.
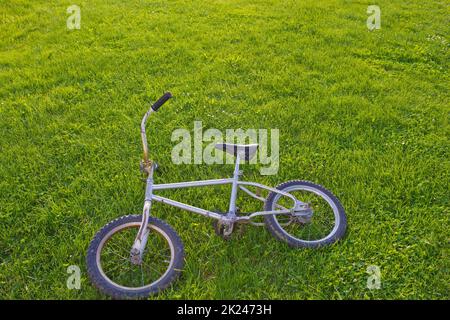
[86,92,347,299]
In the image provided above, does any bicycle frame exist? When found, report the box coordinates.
[131,97,305,260]
[149,159,298,222]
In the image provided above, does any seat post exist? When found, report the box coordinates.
[227,154,241,217]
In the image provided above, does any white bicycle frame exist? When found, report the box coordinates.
[131,99,307,261]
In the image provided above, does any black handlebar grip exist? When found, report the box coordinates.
[151,92,172,111]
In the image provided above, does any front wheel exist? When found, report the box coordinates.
[264,180,347,248]
[86,215,184,299]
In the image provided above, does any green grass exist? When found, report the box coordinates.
[0,0,448,299]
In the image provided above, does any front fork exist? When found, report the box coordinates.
[130,164,155,265]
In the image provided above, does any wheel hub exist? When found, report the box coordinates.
[129,248,142,265]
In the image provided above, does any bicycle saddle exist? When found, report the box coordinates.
[215,143,259,161]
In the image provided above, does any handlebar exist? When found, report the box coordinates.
[140,92,172,171]
[151,92,172,111]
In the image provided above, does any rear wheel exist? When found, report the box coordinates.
[86,215,184,299]
[264,180,347,248]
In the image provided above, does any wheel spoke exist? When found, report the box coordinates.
[271,185,340,242]
[97,222,174,289]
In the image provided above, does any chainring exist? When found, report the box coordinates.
[211,210,246,240]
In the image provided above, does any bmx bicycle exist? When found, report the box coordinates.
[86,92,347,299]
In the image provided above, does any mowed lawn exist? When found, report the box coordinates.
[0,0,448,299]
